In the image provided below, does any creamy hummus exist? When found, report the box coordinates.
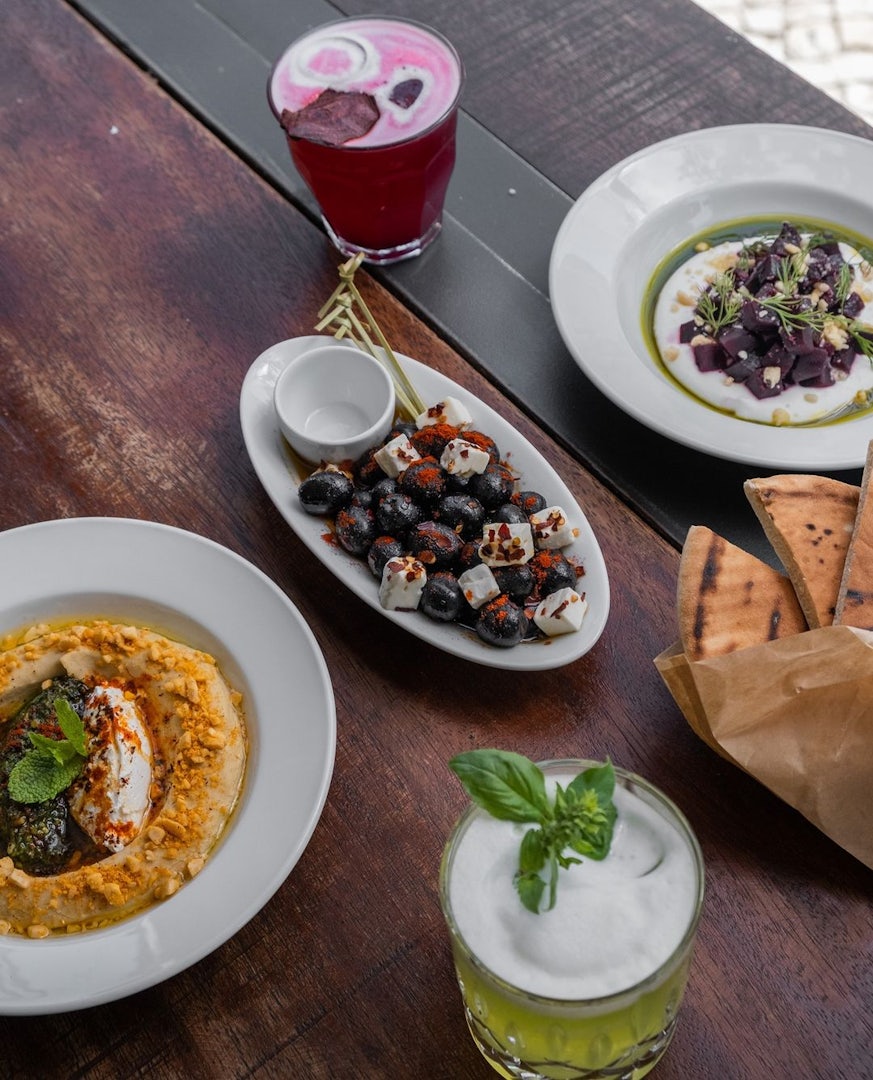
[0,621,247,937]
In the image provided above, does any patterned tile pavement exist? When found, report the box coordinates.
[694,0,873,127]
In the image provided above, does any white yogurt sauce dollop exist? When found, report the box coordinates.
[68,685,153,852]
[447,777,700,999]
[653,237,873,424]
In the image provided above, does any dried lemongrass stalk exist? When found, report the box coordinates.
[315,252,426,420]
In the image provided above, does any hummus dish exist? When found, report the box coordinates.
[0,620,247,937]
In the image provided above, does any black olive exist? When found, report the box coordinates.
[367,536,405,578]
[511,490,547,515]
[462,430,500,464]
[457,541,483,573]
[467,463,515,510]
[351,489,375,511]
[399,457,448,507]
[335,505,376,556]
[388,420,417,441]
[435,494,486,540]
[298,470,355,515]
[420,572,463,622]
[475,595,529,648]
[408,521,462,570]
[491,502,527,525]
[410,423,459,460]
[493,564,535,604]
[354,448,386,487]
[376,492,422,537]
[529,551,577,596]
[370,477,399,501]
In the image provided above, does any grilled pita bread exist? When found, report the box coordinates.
[835,442,873,629]
[743,474,859,628]
[678,525,807,661]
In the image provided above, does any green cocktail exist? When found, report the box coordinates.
[439,760,705,1079]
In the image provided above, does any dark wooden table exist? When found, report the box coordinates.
[2,1,872,1077]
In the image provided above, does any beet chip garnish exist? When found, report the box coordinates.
[389,78,424,109]
[280,88,379,145]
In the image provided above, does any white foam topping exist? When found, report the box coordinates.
[447,777,699,999]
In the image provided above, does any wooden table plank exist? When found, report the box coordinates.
[1,2,871,1078]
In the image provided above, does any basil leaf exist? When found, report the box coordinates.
[567,760,615,806]
[519,827,546,874]
[514,871,546,914]
[449,750,550,823]
[581,806,616,861]
[449,751,619,914]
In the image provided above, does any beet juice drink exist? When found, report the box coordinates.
[269,17,463,264]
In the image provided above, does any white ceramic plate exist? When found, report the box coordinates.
[240,336,610,670]
[0,518,335,1015]
[549,123,873,470]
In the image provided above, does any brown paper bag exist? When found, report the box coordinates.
[656,626,873,869]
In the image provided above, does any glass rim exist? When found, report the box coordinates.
[267,14,465,150]
[439,758,706,1009]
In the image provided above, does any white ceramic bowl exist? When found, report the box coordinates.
[273,343,396,464]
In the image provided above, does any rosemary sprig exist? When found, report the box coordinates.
[315,252,427,421]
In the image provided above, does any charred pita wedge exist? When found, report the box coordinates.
[743,474,859,628]
[836,441,873,629]
[678,525,807,661]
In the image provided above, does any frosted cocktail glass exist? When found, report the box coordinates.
[268,17,463,264]
[439,761,705,1080]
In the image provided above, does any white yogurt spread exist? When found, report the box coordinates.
[654,237,873,424]
[68,685,153,852]
[447,775,700,999]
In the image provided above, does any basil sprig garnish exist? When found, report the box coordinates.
[449,750,617,914]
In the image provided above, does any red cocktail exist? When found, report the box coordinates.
[269,17,463,264]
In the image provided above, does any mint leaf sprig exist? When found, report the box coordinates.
[7,698,88,804]
[448,750,617,915]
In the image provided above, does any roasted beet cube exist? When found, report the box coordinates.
[764,342,798,378]
[679,319,699,344]
[741,299,780,335]
[793,347,833,386]
[831,347,857,376]
[771,222,802,254]
[723,354,760,383]
[691,338,724,372]
[780,324,817,355]
[843,291,865,319]
[802,247,829,285]
[746,254,781,293]
[746,367,783,399]
[717,325,758,360]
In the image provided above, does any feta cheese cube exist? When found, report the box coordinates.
[530,506,576,549]
[478,522,535,566]
[440,438,490,478]
[374,434,421,479]
[415,396,473,429]
[533,588,588,635]
[457,564,500,610]
[379,556,427,610]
